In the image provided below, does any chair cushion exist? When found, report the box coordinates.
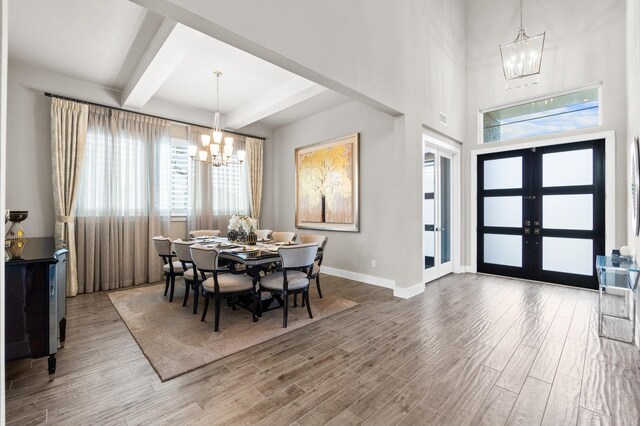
[183,268,212,281]
[163,261,184,273]
[260,270,310,291]
[201,274,255,293]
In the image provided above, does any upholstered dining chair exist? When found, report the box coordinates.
[298,234,329,299]
[255,229,272,240]
[190,244,259,331]
[152,236,184,303]
[271,231,297,243]
[189,230,221,238]
[172,239,212,314]
[258,243,319,328]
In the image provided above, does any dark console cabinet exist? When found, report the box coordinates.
[5,237,68,375]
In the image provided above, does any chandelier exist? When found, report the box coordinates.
[499,0,545,90]
[188,71,245,166]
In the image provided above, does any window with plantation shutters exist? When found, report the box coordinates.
[170,141,190,216]
[171,144,191,216]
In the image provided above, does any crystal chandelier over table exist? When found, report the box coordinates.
[499,0,545,90]
[188,71,245,166]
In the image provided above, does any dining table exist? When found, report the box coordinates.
[187,236,321,313]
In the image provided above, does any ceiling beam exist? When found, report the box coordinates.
[121,17,202,108]
[224,77,328,130]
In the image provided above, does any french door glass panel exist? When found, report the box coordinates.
[424,151,435,269]
[484,157,523,190]
[484,234,522,267]
[543,194,593,230]
[440,156,451,264]
[484,196,523,228]
[542,237,593,276]
[542,149,593,187]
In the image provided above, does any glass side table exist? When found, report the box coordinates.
[595,255,639,345]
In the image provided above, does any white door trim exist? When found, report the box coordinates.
[469,130,616,273]
[423,134,462,282]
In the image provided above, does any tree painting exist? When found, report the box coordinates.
[296,134,358,228]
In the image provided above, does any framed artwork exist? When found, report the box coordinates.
[295,133,359,232]
[632,136,640,236]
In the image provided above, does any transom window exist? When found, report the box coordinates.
[482,87,601,143]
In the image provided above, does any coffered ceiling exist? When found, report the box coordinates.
[8,0,349,130]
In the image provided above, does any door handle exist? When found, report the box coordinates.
[534,228,541,235]
[524,228,531,234]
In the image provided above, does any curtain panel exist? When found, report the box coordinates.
[245,137,264,220]
[75,106,171,293]
[50,98,89,297]
[187,126,250,233]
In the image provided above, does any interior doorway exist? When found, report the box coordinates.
[477,139,605,289]
[423,136,459,283]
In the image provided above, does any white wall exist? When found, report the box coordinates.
[6,60,275,238]
[272,100,402,286]
[464,0,627,267]
[135,0,467,290]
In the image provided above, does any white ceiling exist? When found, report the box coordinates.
[7,0,350,130]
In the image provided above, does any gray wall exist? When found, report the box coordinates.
[272,100,401,284]
[464,0,628,267]
[136,0,467,291]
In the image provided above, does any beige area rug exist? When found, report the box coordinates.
[107,283,357,381]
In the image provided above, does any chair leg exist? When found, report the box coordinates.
[214,296,221,332]
[257,288,263,317]
[316,275,323,298]
[232,295,237,311]
[283,291,289,328]
[193,283,199,314]
[305,289,313,319]
[301,290,306,307]
[164,274,170,296]
[201,294,210,322]
[252,291,259,322]
[293,293,298,307]
[183,280,190,307]
[169,275,176,302]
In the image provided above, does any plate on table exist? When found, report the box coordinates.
[274,241,297,246]
[258,239,272,243]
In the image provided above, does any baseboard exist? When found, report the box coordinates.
[393,282,425,299]
[461,265,477,273]
[321,266,395,289]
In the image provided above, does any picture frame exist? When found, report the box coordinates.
[295,133,359,232]
[632,136,640,236]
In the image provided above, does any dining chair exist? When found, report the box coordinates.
[258,243,319,328]
[271,231,297,243]
[189,230,221,238]
[255,229,272,240]
[152,236,184,302]
[298,234,329,299]
[172,239,212,314]
[190,244,259,332]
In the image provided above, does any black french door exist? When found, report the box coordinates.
[477,140,605,289]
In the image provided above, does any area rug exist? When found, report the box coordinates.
[107,283,358,381]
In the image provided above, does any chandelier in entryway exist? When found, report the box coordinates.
[499,0,546,90]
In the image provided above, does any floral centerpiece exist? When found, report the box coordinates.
[227,214,258,242]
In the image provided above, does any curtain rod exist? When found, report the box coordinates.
[44,92,266,141]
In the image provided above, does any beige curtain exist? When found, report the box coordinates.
[75,106,171,293]
[245,137,263,219]
[51,98,88,297]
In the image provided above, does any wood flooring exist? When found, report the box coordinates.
[5,273,640,425]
